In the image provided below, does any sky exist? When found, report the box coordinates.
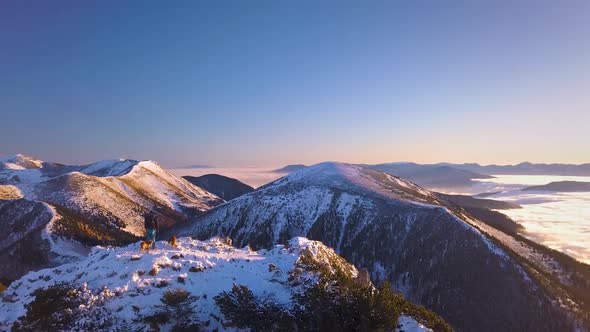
[1,1,589,168]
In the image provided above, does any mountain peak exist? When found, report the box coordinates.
[79,159,140,177]
[280,161,350,179]
[0,153,32,161]
[267,162,437,205]
[272,164,308,173]
[0,154,44,170]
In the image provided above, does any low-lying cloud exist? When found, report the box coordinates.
[472,175,590,264]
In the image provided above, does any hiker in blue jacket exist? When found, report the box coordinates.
[144,213,159,249]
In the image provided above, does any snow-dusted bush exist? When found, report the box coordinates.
[11,283,118,332]
[214,284,296,331]
[214,280,452,332]
[136,288,201,332]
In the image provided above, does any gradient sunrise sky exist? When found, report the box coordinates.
[1,1,589,167]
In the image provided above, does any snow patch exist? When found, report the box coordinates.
[0,185,23,199]
[396,315,433,332]
[42,205,91,263]
[79,159,137,176]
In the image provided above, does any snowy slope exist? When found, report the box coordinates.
[172,162,584,332]
[0,155,222,212]
[0,185,23,200]
[79,159,137,176]
[0,154,43,170]
[0,237,432,332]
[0,154,223,283]
[0,199,55,282]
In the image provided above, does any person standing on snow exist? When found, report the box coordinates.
[144,212,159,249]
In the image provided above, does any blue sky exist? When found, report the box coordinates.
[1,1,589,167]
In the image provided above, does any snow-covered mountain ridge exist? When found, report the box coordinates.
[1,154,221,206]
[0,154,223,283]
[0,236,437,332]
[171,162,587,332]
[265,162,437,203]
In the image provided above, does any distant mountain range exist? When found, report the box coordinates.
[273,161,590,191]
[368,163,492,189]
[446,162,590,176]
[522,181,590,192]
[272,164,308,173]
[436,193,521,210]
[0,154,223,283]
[169,162,589,331]
[369,161,590,191]
[183,174,254,201]
[175,164,213,169]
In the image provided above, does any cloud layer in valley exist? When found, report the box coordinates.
[471,175,590,264]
